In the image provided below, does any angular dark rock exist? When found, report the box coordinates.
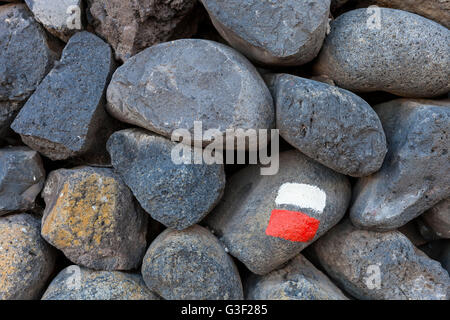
[41,166,148,270]
[107,129,226,230]
[350,99,450,231]
[141,225,244,300]
[11,31,115,161]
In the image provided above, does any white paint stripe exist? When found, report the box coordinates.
[275,183,326,213]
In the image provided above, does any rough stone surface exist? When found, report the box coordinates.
[266,73,387,177]
[350,99,450,231]
[205,150,351,275]
[87,0,198,62]
[422,199,450,239]
[201,0,331,66]
[142,225,244,300]
[0,3,58,103]
[106,39,274,146]
[314,8,450,98]
[246,254,348,300]
[11,31,114,161]
[42,266,159,300]
[369,0,450,28]
[25,0,84,41]
[107,129,225,230]
[0,3,59,136]
[0,213,56,300]
[0,146,45,215]
[312,220,450,300]
[41,166,148,270]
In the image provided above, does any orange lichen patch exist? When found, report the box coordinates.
[42,172,119,251]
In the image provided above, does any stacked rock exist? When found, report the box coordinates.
[0,0,449,301]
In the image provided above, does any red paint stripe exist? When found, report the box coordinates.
[265,209,320,242]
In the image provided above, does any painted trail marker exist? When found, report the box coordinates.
[266,183,326,242]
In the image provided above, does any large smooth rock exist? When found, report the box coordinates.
[246,254,348,300]
[107,129,225,230]
[421,199,450,239]
[205,150,351,275]
[267,73,387,177]
[0,213,56,300]
[42,266,159,300]
[87,0,198,62]
[314,8,450,98]
[312,220,450,300]
[0,4,59,136]
[11,31,114,161]
[368,0,450,28]
[141,225,244,300]
[41,166,148,270]
[201,0,331,66]
[25,0,84,41]
[106,39,274,146]
[0,146,45,215]
[350,99,450,231]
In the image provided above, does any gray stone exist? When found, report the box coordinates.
[0,3,59,136]
[42,266,160,300]
[200,0,331,66]
[87,0,198,62]
[439,242,450,274]
[367,0,450,28]
[107,129,225,230]
[41,166,148,270]
[0,3,59,103]
[24,0,84,42]
[314,8,450,98]
[11,31,114,161]
[141,225,243,300]
[398,220,427,247]
[266,73,387,177]
[106,39,274,146]
[0,213,56,300]
[205,150,351,275]
[350,99,450,231]
[312,220,450,300]
[0,146,45,215]
[422,199,450,239]
[246,254,348,300]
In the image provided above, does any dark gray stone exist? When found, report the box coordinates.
[0,146,45,215]
[312,220,450,300]
[107,129,226,230]
[25,0,84,42]
[87,0,198,62]
[439,242,450,274]
[314,8,450,98]
[141,225,244,300]
[266,73,387,177]
[42,265,160,300]
[41,166,148,270]
[11,31,114,161]
[422,199,450,239]
[0,213,56,300]
[200,0,331,66]
[0,3,59,136]
[205,150,351,275]
[350,99,450,231]
[106,39,274,146]
[246,254,348,300]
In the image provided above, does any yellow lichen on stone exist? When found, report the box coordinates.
[42,172,119,252]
